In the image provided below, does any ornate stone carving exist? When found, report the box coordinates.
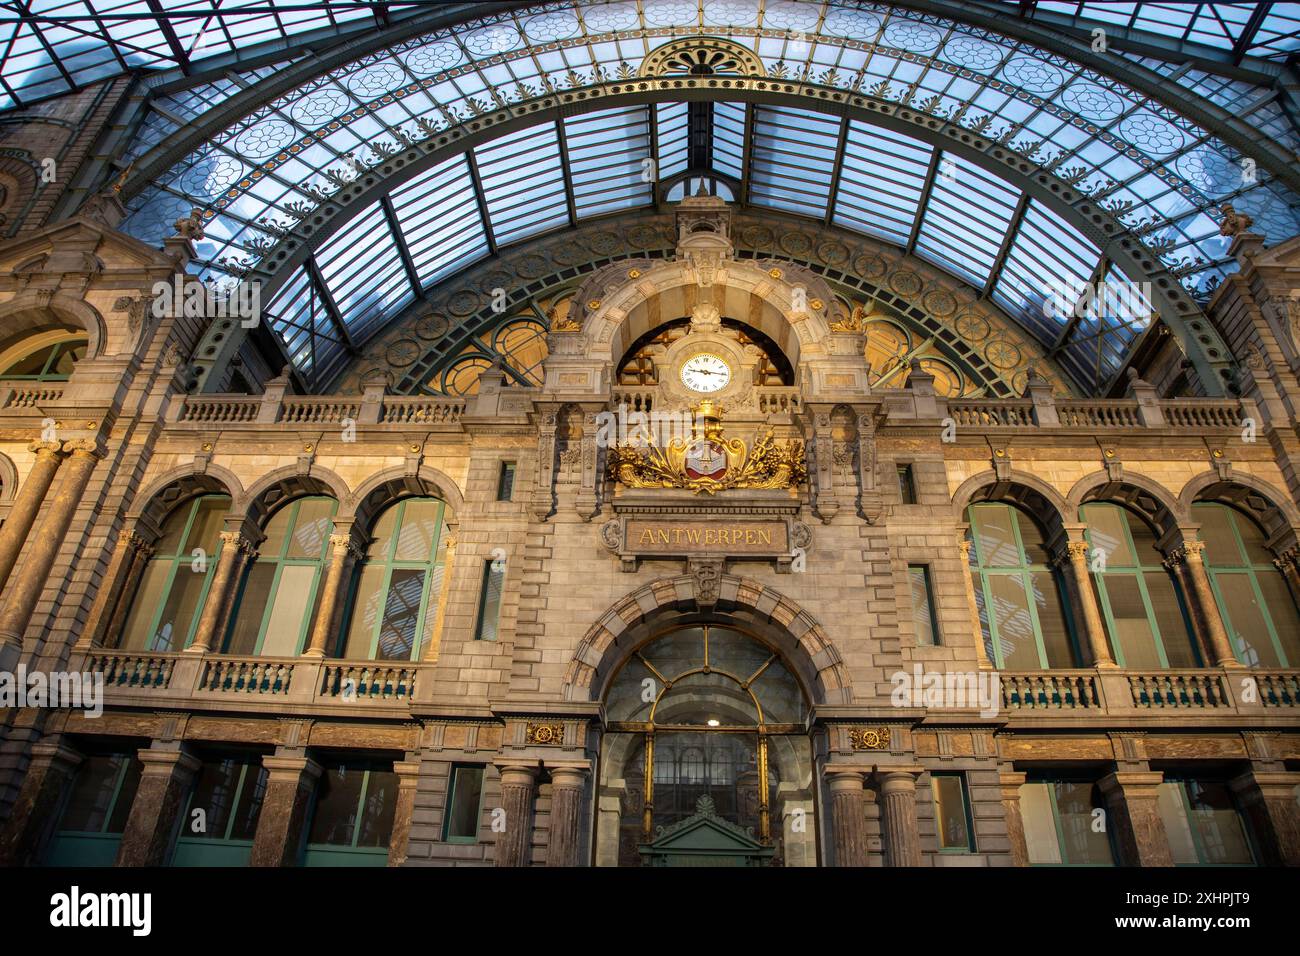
[689,557,723,608]
[599,519,622,552]
[848,727,892,751]
[525,722,565,745]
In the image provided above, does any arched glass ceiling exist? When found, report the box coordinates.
[92,1,1300,391]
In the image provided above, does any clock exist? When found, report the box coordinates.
[680,353,731,393]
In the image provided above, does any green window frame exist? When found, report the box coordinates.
[442,764,485,843]
[0,336,88,381]
[908,564,940,646]
[338,497,448,661]
[474,558,505,641]
[172,753,268,866]
[1156,778,1257,866]
[118,495,230,652]
[43,752,143,866]
[930,772,974,852]
[302,760,398,867]
[966,503,1081,669]
[1020,778,1116,866]
[1194,502,1300,668]
[1081,502,1199,669]
[224,496,337,657]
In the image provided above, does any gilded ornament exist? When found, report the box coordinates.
[848,727,891,751]
[525,721,565,745]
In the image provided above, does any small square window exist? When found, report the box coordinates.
[897,464,917,504]
[931,773,975,852]
[497,461,516,501]
[909,564,939,645]
[443,765,485,842]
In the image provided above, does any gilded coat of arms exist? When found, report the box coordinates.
[606,400,808,495]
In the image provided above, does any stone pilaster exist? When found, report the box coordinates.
[493,763,538,867]
[999,770,1029,867]
[1097,769,1173,866]
[878,769,924,867]
[546,765,589,866]
[0,439,100,666]
[387,758,421,867]
[1169,536,1240,667]
[115,746,201,866]
[249,752,321,867]
[0,738,82,866]
[826,770,870,866]
[1230,768,1300,866]
[0,440,62,596]
[303,527,362,657]
[1058,537,1115,667]
[187,524,258,653]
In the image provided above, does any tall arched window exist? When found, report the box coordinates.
[224,496,337,657]
[0,331,88,380]
[1193,502,1300,668]
[118,495,230,651]
[338,497,450,660]
[966,503,1079,669]
[1081,502,1198,669]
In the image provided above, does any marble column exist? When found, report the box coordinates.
[0,440,62,596]
[0,439,101,666]
[878,770,923,867]
[546,765,589,867]
[1059,539,1115,667]
[1098,769,1173,866]
[249,752,321,867]
[999,770,1029,867]
[494,763,538,867]
[1230,767,1300,866]
[77,527,153,650]
[115,747,201,866]
[387,758,421,867]
[187,525,258,654]
[0,738,82,866]
[1171,538,1239,667]
[303,528,360,658]
[1163,553,1216,667]
[958,532,992,669]
[826,770,870,867]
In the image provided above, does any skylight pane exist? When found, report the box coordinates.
[474,123,567,245]
[564,106,653,219]
[713,101,746,181]
[263,266,323,374]
[748,105,840,219]
[914,152,1020,286]
[993,199,1101,343]
[314,202,415,334]
[833,122,933,247]
[389,154,489,286]
[656,102,689,178]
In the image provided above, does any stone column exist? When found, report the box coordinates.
[187,524,258,654]
[387,758,421,867]
[303,528,360,658]
[115,746,202,866]
[0,440,62,596]
[878,769,924,867]
[1230,767,1300,866]
[999,770,1029,867]
[1058,539,1115,667]
[249,751,321,867]
[1171,538,1239,667]
[77,527,154,650]
[826,770,870,867]
[1162,552,1215,666]
[0,738,82,866]
[958,532,992,669]
[0,439,101,667]
[494,763,538,867]
[1098,769,1173,866]
[546,765,590,867]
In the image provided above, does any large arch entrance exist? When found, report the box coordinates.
[595,620,816,867]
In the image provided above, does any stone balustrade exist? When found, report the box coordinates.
[170,393,465,429]
[0,380,65,410]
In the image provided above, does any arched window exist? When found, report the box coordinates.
[966,502,1079,669]
[118,495,230,651]
[338,497,450,660]
[1193,502,1300,668]
[0,332,88,380]
[1081,502,1199,669]
[224,496,337,657]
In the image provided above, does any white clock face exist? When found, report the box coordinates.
[680,353,731,393]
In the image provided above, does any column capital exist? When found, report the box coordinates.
[261,754,322,783]
[60,437,106,459]
[495,761,541,782]
[27,440,63,459]
[217,528,259,557]
[135,747,202,777]
[1097,769,1164,794]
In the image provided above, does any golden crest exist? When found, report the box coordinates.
[607,400,808,495]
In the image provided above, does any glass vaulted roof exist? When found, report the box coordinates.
[26,1,1300,393]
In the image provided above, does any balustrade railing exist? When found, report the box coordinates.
[380,397,464,424]
[197,656,295,695]
[0,381,65,409]
[321,663,418,700]
[1000,672,1099,709]
[176,397,260,423]
[948,400,1035,427]
[1054,400,1143,428]
[86,651,174,689]
[1127,671,1230,708]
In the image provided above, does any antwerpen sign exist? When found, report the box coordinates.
[623,519,789,556]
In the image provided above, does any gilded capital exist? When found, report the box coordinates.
[28,440,63,459]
